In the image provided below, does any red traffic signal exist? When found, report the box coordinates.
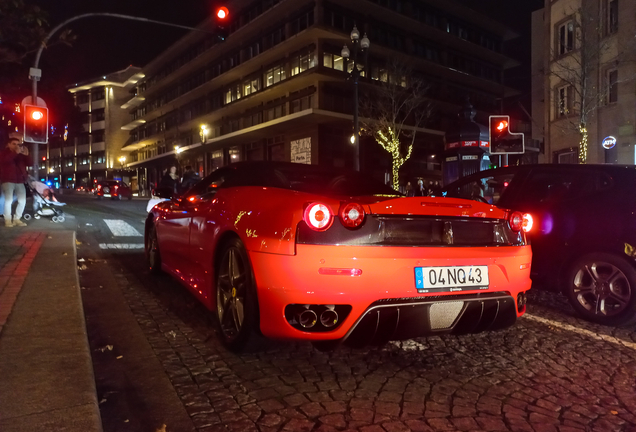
[214,6,230,41]
[216,6,229,19]
[24,104,49,144]
[489,115,524,155]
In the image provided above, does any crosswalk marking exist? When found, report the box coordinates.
[99,243,144,249]
[104,219,143,237]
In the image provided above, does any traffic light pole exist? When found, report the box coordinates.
[29,13,217,180]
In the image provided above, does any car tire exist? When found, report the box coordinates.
[565,252,636,327]
[127,194,133,200]
[215,238,260,352]
[146,225,162,274]
[97,196,102,200]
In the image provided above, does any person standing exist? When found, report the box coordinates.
[159,164,180,195]
[415,179,427,196]
[180,165,200,192]
[0,134,32,227]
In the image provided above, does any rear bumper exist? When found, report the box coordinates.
[249,244,532,344]
[342,292,516,347]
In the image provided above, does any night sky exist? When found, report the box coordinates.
[12,0,544,120]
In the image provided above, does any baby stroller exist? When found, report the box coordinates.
[22,178,67,223]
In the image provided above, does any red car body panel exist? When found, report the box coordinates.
[251,244,531,340]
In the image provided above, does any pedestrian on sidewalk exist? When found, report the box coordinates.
[0,133,32,227]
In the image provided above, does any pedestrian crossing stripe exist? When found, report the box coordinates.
[104,219,143,237]
[99,243,144,249]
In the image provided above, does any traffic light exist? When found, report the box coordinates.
[489,115,524,155]
[24,104,49,143]
[215,6,229,41]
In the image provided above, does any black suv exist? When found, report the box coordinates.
[95,180,133,200]
[443,164,636,327]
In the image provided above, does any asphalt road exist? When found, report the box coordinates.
[60,193,636,432]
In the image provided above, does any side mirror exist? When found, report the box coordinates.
[153,187,175,199]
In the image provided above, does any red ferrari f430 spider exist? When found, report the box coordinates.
[145,161,532,352]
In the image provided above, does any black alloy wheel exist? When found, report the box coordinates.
[146,225,162,274]
[565,253,636,327]
[215,238,259,352]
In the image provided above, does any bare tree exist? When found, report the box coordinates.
[549,2,636,163]
[359,58,433,190]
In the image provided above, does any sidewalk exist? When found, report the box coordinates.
[0,218,102,432]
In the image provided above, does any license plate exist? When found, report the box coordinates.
[415,265,489,293]
[103,194,111,197]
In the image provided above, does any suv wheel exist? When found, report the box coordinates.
[565,253,636,327]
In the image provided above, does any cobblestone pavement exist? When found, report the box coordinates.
[81,247,636,432]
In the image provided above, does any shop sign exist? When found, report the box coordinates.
[291,137,311,164]
[602,136,616,150]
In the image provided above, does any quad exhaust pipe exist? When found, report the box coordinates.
[320,305,338,328]
[296,306,318,329]
[294,305,339,329]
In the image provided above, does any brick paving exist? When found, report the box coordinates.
[82,252,636,432]
[0,231,45,334]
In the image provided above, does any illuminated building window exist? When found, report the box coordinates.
[265,65,286,87]
[323,53,344,71]
[556,85,573,117]
[243,77,261,96]
[291,49,315,76]
[224,84,241,104]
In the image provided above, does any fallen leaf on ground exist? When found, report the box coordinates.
[96,345,113,352]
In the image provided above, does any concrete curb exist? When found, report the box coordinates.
[0,230,102,432]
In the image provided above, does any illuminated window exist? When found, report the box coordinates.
[224,85,241,104]
[265,65,286,87]
[291,50,315,76]
[323,53,344,71]
[243,77,261,96]
[556,85,573,117]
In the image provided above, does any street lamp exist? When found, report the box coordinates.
[341,25,370,172]
[118,156,126,169]
[200,124,209,143]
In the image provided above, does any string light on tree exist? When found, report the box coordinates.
[376,127,413,191]
[578,124,588,163]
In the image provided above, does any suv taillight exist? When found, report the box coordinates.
[509,211,533,233]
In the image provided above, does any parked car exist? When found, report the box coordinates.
[145,161,532,352]
[95,180,133,200]
[443,164,636,327]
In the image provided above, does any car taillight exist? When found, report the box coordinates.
[522,213,533,232]
[509,211,533,233]
[339,202,365,228]
[114,185,118,189]
[97,185,102,189]
[304,202,333,231]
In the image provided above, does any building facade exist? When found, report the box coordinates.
[116,0,519,190]
[57,66,143,189]
[532,0,636,164]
